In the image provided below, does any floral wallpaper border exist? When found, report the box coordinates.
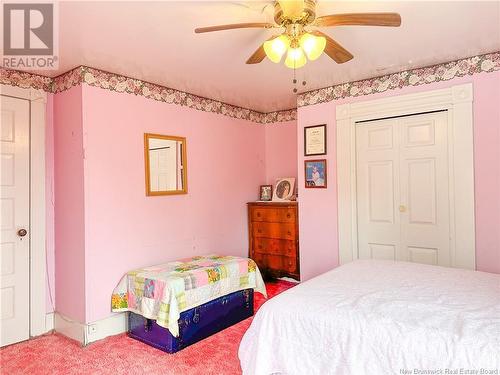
[297,52,500,107]
[1,65,296,124]
[0,68,53,93]
[1,51,498,121]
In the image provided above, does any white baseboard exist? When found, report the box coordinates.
[54,312,127,346]
[278,276,300,283]
[54,313,86,345]
[85,313,127,345]
[45,312,54,332]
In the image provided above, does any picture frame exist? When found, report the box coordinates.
[304,159,327,188]
[272,178,295,201]
[304,124,327,156]
[259,185,273,201]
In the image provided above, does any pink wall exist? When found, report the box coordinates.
[297,103,340,280]
[265,121,298,185]
[81,85,268,322]
[471,73,500,274]
[297,71,500,280]
[49,85,297,320]
[54,86,87,322]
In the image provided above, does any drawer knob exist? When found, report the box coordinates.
[287,231,291,235]
[288,260,292,266]
[257,212,261,217]
[258,229,262,233]
[287,213,291,218]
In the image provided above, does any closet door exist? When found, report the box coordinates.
[356,119,402,261]
[356,112,450,266]
[399,112,450,266]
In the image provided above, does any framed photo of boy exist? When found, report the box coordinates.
[304,124,326,156]
[304,159,327,188]
[259,185,273,201]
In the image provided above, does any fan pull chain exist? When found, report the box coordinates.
[293,66,297,93]
[292,65,307,93]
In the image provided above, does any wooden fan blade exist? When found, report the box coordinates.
[195,22,274,33]
[311,31,353,64]
[246,35,279,64]
[314,13,401,27]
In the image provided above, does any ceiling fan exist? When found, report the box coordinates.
[195,0,401,69]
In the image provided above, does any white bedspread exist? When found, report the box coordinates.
[239,260,500,375]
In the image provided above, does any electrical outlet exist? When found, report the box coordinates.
[87,324,97,335]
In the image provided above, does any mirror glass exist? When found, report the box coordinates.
[145,134,187,195]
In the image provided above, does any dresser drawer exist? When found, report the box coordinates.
[252,222,296,240]
[252,253,297,275]
[282,256,297,274]
[251,207,296,223]
[253,238,296,257]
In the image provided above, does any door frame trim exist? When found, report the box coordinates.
[1,84,48,337]
[336,83,476,269]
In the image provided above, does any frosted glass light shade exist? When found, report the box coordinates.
[299,33,326,61]
[264,35,290,63]
[284,47,307,69]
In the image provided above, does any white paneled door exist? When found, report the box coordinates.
[356,111,450,266]
[1,95,30,347]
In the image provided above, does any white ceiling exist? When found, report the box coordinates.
[32,1,500,112]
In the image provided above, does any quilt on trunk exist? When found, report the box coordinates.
[111,255,267,336]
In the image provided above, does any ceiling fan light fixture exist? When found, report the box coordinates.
[264,35,290,63]
[284,47,307,69]
[299,33,326,61]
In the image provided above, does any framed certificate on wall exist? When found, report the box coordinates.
[304,124,326,156]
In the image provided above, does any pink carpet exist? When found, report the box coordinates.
[0,280,295,375]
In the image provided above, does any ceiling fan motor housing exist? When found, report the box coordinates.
[274,0,317,26]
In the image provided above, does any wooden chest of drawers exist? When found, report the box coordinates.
[247,202,299,280]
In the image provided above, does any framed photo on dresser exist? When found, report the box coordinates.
[304,124,326,156]
[272,178,295,201]
[259,185,273,201]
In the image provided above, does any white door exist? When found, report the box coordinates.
[356,111,450,266]
[1,95,30,347]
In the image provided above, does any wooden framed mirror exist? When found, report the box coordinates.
[144,133,187,196]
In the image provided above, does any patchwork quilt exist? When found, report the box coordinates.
[111,255,267,337]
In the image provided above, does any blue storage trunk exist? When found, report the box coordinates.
[128,289,254,353]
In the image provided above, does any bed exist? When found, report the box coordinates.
[111,254,266,352]
[239,260,500,374]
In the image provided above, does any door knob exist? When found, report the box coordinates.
[17,228,28,237]
[399,205,407,213]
